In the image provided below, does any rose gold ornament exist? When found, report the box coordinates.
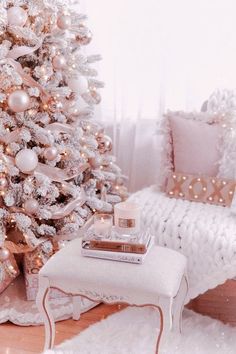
[44,146,58,161]
[89,156,103,168]
[24,198,39,214]
[116,177,124,186]
[0,247,10,261]
[89,88,101,104]
[76,26,93,45]
[57,14,71,30]
[15,149,38,174]
[97,134,113,154]
[52,55,67,70]
[8,90,30,113]
[0,176,8,191]
[7,6,28,27]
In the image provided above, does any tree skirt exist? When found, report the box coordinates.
[0,275,95,326]
[129,186,236,302]
[44,307,236,354]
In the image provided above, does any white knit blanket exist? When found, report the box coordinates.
[129,186,236,302]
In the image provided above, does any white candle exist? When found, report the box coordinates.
[114,202,141,235]
[94,214,112,237]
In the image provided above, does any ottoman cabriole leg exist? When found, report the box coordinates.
[36,276,55,351]
[72,295,82,320]
[173,275,189,333]
[38,285,165,354]
[153,305,164,354]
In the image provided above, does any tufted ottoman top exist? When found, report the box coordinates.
[39,238,187,305]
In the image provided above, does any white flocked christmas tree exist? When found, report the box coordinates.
[0,0,127,289]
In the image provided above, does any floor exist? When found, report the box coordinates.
[0,304,126,354]
[1,280,236,354]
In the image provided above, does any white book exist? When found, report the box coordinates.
[81,237,154,264]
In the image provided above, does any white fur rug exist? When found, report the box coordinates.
[44,307,236,354]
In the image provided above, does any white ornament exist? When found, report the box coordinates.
[67,77,88,95]
[15,149,38,174]
[7,7,28,27]
[0,247,10,261]
[8,90,30,113]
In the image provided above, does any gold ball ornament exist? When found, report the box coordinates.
[97,134,113,154]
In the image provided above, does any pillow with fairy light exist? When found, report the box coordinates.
[158,106,236,207]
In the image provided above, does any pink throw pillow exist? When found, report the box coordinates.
[169,115,221,176]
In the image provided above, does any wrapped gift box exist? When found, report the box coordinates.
[23,249,68,301]
[0,253,20,294]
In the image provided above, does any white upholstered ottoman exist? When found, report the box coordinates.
[36,238,188,353]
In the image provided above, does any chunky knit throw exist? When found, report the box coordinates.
[129,185,236,302]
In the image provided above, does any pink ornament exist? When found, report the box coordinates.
[7,6,28,27]
[0,247,10,261]
[52,55,67,70]
[68,77,88,95]
[89,156,103,168]
[57,14,71,30]
[15,149,38,174]
[8,90,30,113]
[44,147,58,161]
[0,177,8,191]
[24,198,39,214]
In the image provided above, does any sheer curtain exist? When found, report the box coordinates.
[81,0,236,191]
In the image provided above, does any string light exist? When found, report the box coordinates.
[6,146,12,154]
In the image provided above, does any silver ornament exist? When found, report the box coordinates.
[0,176,8,191]
[0,247,10,261]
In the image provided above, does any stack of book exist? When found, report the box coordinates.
[81,228,153,264]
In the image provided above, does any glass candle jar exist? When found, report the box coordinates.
[114,202,141,235]
[93,214,113,238]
